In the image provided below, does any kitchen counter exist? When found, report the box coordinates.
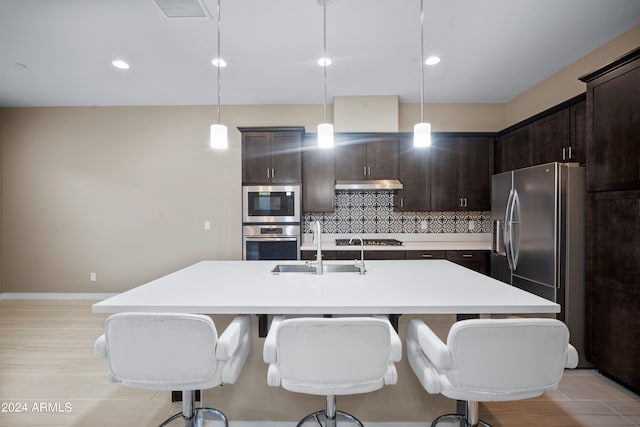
[300,233,492,251]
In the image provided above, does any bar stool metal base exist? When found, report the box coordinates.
[296,395,363,427]
[296,410,364,427]
[431,413,490,427]
[159,390,228,427]
[431,401,490,427]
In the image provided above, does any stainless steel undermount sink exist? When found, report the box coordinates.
[271,264,363,274]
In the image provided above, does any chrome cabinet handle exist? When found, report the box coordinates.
[422,254,433,258]
[267,169,270,178]
[568,146,573,159]
[462,254,473,258]
[363,166,367,176]
[271,168,275,178]
[400,198,404,208]
[367,166,371,176]
[562,147,566,160]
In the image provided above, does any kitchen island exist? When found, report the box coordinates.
[91,259,560,424]
[92,259,557,315]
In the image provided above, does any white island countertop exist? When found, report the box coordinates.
[92,260,558,315]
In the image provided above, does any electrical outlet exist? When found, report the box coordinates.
[90,272,97,282]
[420,220,427,230]
[469,220,475,231]
[204,221,211,231]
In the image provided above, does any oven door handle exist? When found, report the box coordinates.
[244,237,299,242]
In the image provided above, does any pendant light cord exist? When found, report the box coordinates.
[420,0,424,123]
[322,0,328,123]
[216,0,222,123]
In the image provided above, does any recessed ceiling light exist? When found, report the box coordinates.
[112,60,130,70]
[425,56,441,66]
[211,58,227,68]
[317,57,332,66]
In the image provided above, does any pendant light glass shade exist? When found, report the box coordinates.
[317,122,334,148]
[210,123,228,149]
[413,122,431,147]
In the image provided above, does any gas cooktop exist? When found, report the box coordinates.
[335,239,403,247]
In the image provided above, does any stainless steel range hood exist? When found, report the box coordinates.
[335,180,403,191]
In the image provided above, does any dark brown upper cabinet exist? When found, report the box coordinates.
[395,136,431,212]
[570,100,587,164]
[533,108,570,165]
[302,134,335,212]
[494,125,533,174]
[335,135,398,181]
[240,127,303,185]
[431,136,492,211]
[580,48,640,192]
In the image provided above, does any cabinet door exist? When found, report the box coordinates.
[396,137,430,212]
[461,137,492,211]
[242,132,271,184]
[533,109,569,165]
[498,125,532,173]
[431,136,462,211]
[335,137,366,180]
[570,101,586,164]
[446,250,489,275]
[587,191,640,389]
[366,137,398,180]
[587,62,640,192]
[302,135,335,212]
[270,131,302,184]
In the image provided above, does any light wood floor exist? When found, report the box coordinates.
[0,300,638,427]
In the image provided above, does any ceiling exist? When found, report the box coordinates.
[1,0,639,107]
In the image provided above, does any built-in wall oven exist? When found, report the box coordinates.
[242,224,300,260]
[242,185,301,261]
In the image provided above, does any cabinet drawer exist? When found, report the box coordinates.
[335,250,404,260]
[445,250,488,262]
[405,250,446,260]
[301,250,336,261]
[446,250,489,275]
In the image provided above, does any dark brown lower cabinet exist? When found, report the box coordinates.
[301,250,405,261]
[445,250,489,275]
[301,249,489,273]
[587,190,640,391]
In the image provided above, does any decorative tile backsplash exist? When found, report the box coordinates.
[304,191,490,234]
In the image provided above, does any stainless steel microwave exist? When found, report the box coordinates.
[242,185,301,223]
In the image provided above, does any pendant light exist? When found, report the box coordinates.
[210,0,228,149]
[414,0,431,148]
[317,0,334,148]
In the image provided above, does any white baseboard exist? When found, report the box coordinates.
[0,292,117,301]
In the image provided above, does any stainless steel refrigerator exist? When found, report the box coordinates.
[491,162,590,367]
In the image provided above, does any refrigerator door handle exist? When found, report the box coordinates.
[510,190,521,269]
[493,220,502,254]
[504,188,515,271]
